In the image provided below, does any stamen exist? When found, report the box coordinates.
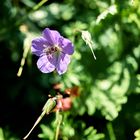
[43,45,59,55]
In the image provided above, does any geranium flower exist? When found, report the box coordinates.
[31,28,74,75]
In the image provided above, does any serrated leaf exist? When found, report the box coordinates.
[84,126,105,140]
[38,124,54,139]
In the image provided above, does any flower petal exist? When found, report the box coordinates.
[56,53,71,75]
[42,28,61,45]
[31,37,48,56]
[37,55,55,73]
[59,37,74,55]
[47,53,57,66]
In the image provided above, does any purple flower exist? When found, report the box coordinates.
[31,28,74,75]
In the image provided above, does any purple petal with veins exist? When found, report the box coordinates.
[31,28,74,75]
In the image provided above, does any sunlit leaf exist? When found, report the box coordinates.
[134,129,140,140]
[96,5,117,24]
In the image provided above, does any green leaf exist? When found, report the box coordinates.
[134,129,140,140]
[38,124,54,139]
[96,4,117,24]
[84,126,105,140]
[0,128,5,140]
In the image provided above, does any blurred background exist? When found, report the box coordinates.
[0,0,140,140]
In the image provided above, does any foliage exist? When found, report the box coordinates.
[38,114,105,140]
[0,0,140,140]
[134,129,140,140]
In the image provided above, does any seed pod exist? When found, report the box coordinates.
[43,97,57,114]
[23,97,58,140]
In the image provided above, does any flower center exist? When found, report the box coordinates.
[43,45,61,55]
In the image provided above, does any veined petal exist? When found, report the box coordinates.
[31,37,48,56]
[59,37,74,55]
[37,55,55,73]
[47,53,57,66]
[43,28,61,45]
[56,53,71,75]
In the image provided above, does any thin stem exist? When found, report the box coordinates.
[107,122,116,140]
[33,0,48,11]
[55,111,62,140]
[15,0,49,26]
[17,35,31,77]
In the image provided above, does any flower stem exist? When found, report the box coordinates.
[15,0,49,27]
[107,122,116,140]
[33,0,48,11]
[55,111,62,140]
